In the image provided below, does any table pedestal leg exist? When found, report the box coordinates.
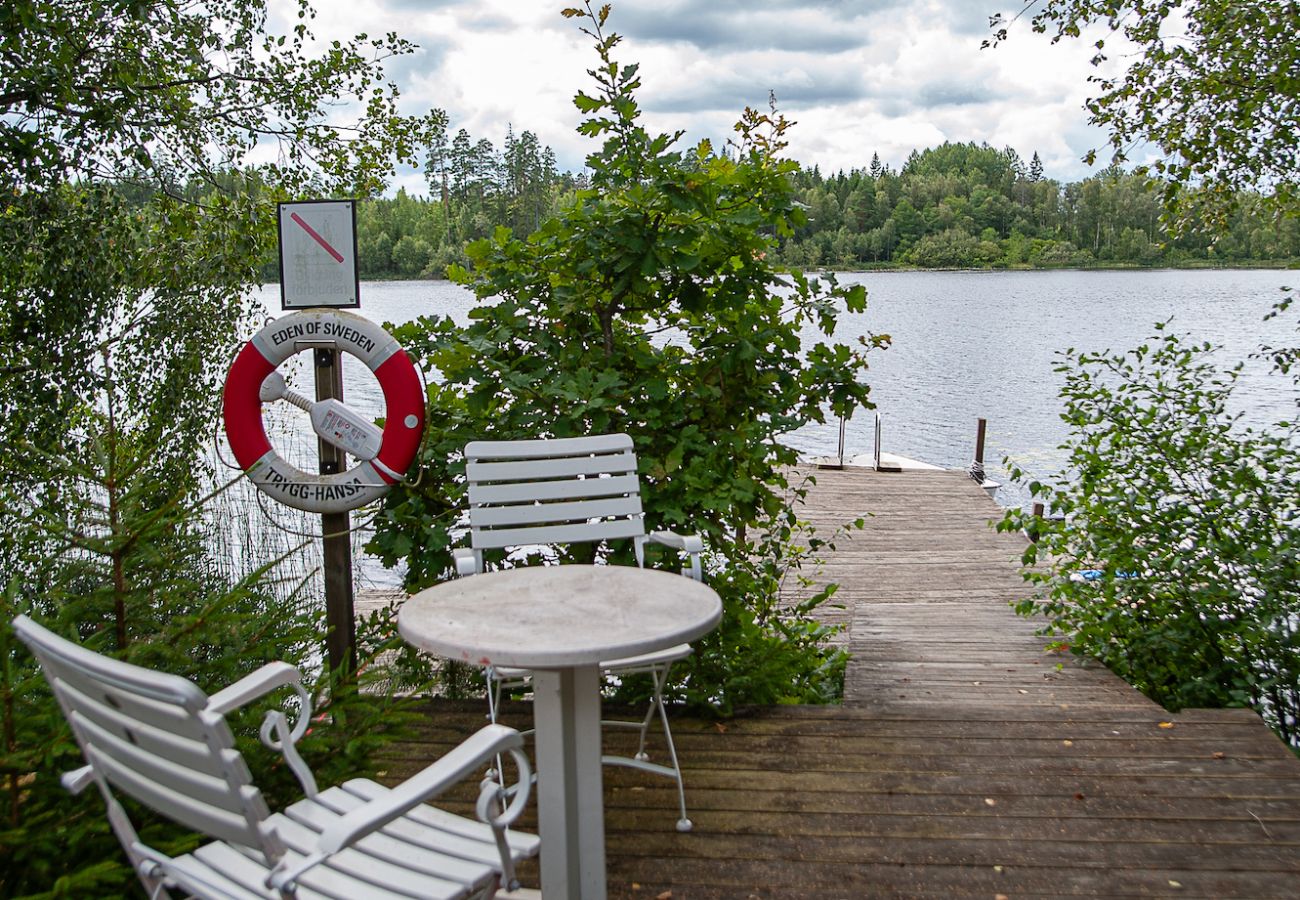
[532,665,606,899]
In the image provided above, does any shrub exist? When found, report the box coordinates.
[370,3,883,713]
[1000,324,1300,746]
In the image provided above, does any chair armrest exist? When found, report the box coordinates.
[271,723,532,894]
[207,662,303,715]
[453,547,481,577]
[208,662,317,797]
[648,530,704,581]
[317,723,528,854]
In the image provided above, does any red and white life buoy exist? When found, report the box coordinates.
[222,309,424,513]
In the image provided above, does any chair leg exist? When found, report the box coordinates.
[486,666,502,723]
[483,667,512,815]
[648,664,691,833]
[632,689,657,762]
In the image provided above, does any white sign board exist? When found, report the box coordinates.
[277,200,360,309]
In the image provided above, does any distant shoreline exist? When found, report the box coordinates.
[343,259,1300,284]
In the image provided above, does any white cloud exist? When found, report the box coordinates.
[288,0,1124,194]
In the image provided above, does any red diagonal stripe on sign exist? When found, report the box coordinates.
[290,212,345,263]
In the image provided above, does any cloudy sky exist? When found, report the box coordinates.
[295,0,1119,194]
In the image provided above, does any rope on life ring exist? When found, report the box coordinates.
[222,308,425,514]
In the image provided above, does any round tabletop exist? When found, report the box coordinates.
[398,565,722,669]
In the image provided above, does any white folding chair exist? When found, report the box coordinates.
[453,433,704,832]
[13,614,539,899]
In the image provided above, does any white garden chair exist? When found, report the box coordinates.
[13,614,539,899]
[454,433,704,832]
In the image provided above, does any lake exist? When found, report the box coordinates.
[250,268,1297,586]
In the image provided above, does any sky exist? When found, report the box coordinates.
[291,0,1121,195]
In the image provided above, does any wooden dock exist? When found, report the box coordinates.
[382,468,1300,898]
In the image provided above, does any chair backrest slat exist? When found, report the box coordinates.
[468,472,641,506]
[471,519,646,551]
[41,653,213,741]
[59,679,247,778]
[73,712,252,814]
[470,496,643,530]
[464,435,648,554]
[466,449,637,483]
[464,433,632,459]
[87,745,268,846]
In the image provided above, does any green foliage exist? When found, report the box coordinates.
[371,3,879,713]
[349,138,1299,280]
[1,0,437,892]
[991,1,1300,233]
[679,502,855,714]
[779,148,1298,270]
[0,0,441,194]
[998,325,1300,745]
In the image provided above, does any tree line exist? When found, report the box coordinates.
[346,136,1299,281]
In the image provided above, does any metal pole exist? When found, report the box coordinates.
[314,347,357,677]
[873,411,882,470]
[837,414,847,466]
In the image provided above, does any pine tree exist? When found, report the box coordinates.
[1029,151,1045,182]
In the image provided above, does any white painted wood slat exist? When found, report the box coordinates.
[281,801,490,887]
[58,680,233,777]
[73,712,248,813]
[48,661,212,741]
[88,746,266,846]
[466,449,636,483]
[195,842,419,900]
[311,786,509,868]
[270,815,469,899]
[471,518,645,550]
[468,472,640,505]
[34,635,208,709]
[464,433,631,459]
[163,852,276,900]
[469,496,642,528]
[340,780,541,858]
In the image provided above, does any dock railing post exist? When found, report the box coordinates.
[1029,501,1045,543]
[873,411,882,471]
[970,418,1000,500]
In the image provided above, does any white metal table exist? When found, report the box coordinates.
[399,564,722,899]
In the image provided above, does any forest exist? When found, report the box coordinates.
[347,130,1300,281]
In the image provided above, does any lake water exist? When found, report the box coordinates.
[249,268,1297,586]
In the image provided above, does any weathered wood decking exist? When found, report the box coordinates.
[382,468,1300,898]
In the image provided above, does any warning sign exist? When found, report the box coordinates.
[277,200,360,309]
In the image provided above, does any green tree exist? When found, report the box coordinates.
[1029,151,1045,182]
[991,1,1300,231]
[1,0,436,891]
[371,3,883,712]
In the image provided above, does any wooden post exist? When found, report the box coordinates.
[1029,502,1045,543]
[314,348,357,677]
[974,418,987,467]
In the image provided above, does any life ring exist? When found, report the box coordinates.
[222,308,424,513]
